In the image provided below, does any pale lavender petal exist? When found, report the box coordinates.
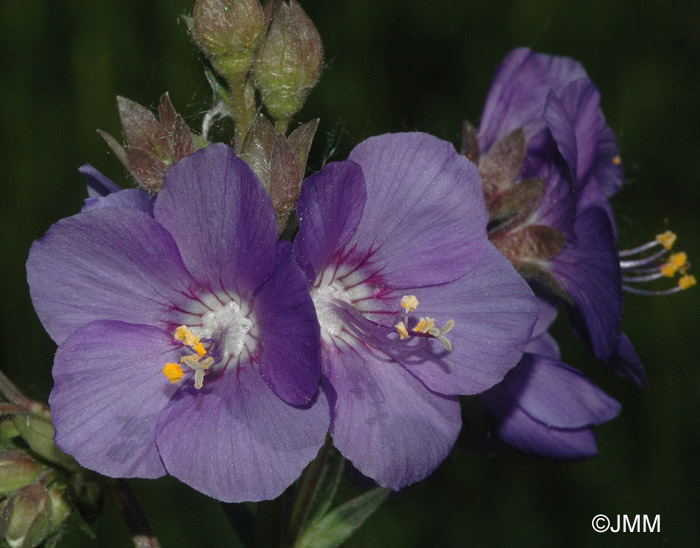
[400,244,538,396]
[482,398,600,460]
[49,321,180,478]
[347,133,488,288]
[325,340,461,490]
[27,208,200,344]
[525,332,560,359]
[478,48,587,152]
[542,90,578,181]
[154,143,278,296]
[255,243,321,406]
[531,298,558,339]
[80,163,121,198]
[549,206,622,361]
[590,125,623,200]
[82,189,154,215]
[498,354,621,428]
[294,160,366,284]
[156,363,330,502]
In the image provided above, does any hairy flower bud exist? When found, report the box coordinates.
[0,451,42,497]
[0,483,71,548]
[254,0,323,122]
[98,94,196,193]
[194,0,264,85]
[12,414,81,473]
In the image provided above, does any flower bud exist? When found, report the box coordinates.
[0,485,51,548]
[194,0,264,85]
[98,93,196,193]
[12,414,81,473]
[0,451,42,497]
[254,0,323,122]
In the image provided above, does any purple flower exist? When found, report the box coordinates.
[480,300,621,459]
[293,132,539,489]
[27,144,329,502]
[470,47,647,385]
[79,163,154,215]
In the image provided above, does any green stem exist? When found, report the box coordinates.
[231,78,257,148]
[220,503,256,548]
[111,479,161,548]
[0,369,50,418]
[274,117,289,136]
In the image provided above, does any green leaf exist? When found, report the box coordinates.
[295,488,389,548]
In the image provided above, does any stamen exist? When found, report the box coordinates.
[656,231,677,250]
[679,275,696,290]
[395,321,409,339]
[162,362,184,384]
[413,317,436,334]
[400,295,419,313]
[612,155,622,166]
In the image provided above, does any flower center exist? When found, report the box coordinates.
[162,297,258,389]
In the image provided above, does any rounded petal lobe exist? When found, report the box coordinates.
[400,244,538,396]
[478,48,588,151]
[325,341,461,490]
[347,132,488,288]
[499,354,621,428]
[82,188,155,215]
[155,143,279,295]
[294,160,367,284]
[49,321,181,478]
[255,242,322,405]
[27,208,200,344]
[80,163,121,198]
[156,364,330,502]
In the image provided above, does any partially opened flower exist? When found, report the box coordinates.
[463,47,694,387]
[293,132,539,489]
[27,143,329,502]
[480,301,621,459]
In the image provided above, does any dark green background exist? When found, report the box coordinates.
[1,1,699,546]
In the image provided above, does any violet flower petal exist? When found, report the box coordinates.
[49,321,181,478]
[483,400,600,460]
[399,244,538,396]
[82,188,155,215]
[156,362,330,503]
[154,143,278,296]
[294,160,367,284]
[254,242,321,405]
[606,333,647,389]
[346,133,488,288]
[499,354,621,428]
[27,208,200,344]
[478,48,587,152]
[326,341,461,490]
[548,206,622,361]
[80,163,121,198]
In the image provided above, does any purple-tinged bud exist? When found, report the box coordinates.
[12,414,81,473]
[240,115,318,229]
[0,485,51,548]
[193,0,264,85]
[254,0,323,122]
[0,451,42,497]
[98,93,196,193]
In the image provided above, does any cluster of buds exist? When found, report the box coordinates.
[99,93,198,194]
[0,373,101,547]
[192,0,323,133]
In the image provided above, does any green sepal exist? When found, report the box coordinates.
[294,487,389,548]
[12,415,81,473]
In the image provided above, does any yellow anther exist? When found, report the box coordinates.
[661,263,677,277]
[174,325,207,354]
[612,155,622,165]
[162,362,184,384]
[395,321,409,339]
[679,275,696,290]
[656,231,677,250]
[193,342,207,358]
[413,317,436,334]
[669,252,687,268]
[400,295,419,313]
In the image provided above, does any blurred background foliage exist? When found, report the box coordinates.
[1,0,699,546]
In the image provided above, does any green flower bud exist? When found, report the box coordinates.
[0,451,43,497]
[254,0,323,122]
[12,414,81,473]
[194,0,264,85]
[0,485,51,548]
